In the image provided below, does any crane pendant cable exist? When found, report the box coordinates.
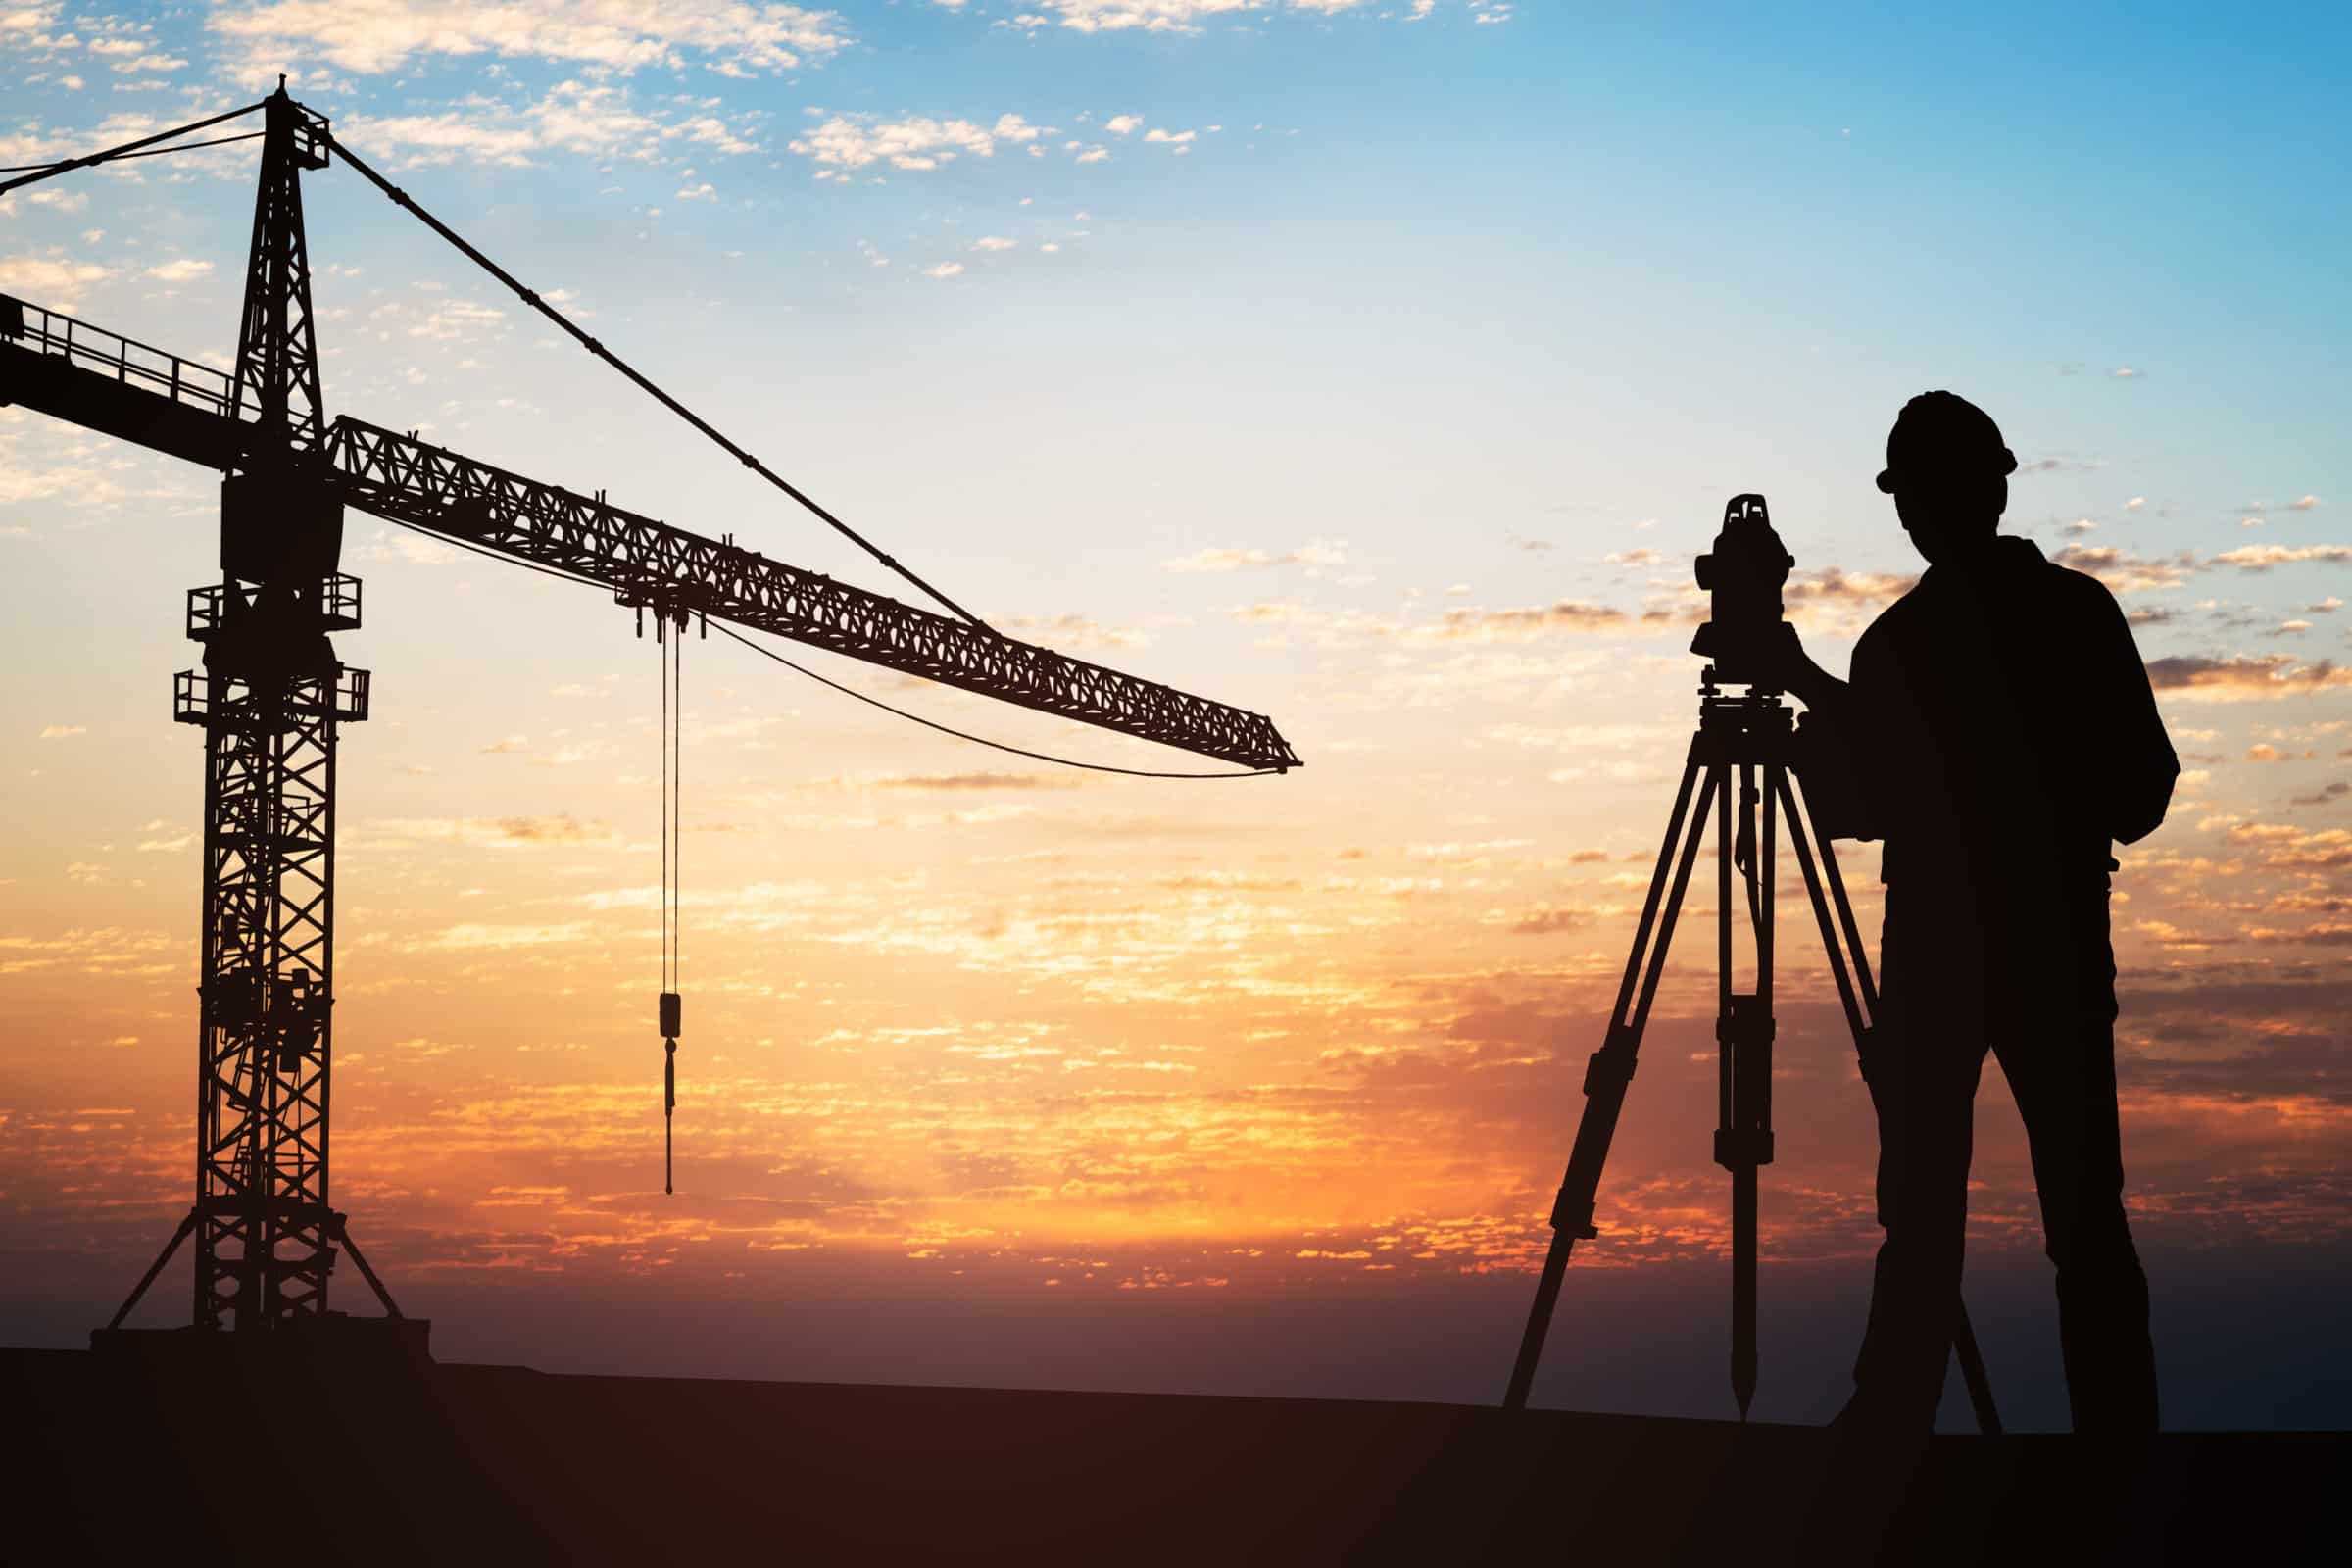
[323,128,997,635]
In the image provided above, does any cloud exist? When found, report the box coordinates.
[1007,0,1410,33]
[1030,0,1256,32]
[1424,602,1638,641]
[36,724,86,739]
[141,258,213,283]
[2209,544,2352,570]
[2289,495,2322,512]
[368,815,619,848]
[923,262,965,279]
[0,254,112,306]
[970,235,1017,252]
[1161,542,1347,573]
[1784,566,1918,607]
[1002,613,1146,651]
[2222,824,2352,872]
[790,113,1052,172]
[871,772,1081,792]
[4,187,87,216]
[2051,544,2197,594]
[345,81,763,170]
[209,0,851,76]
[1104,114,1143,135]
[402,920,595,952]
[2145,655,2352,703]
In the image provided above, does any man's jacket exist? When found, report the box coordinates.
[1797,535,2179,910]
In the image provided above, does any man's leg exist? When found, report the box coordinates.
[1847,932,1986,1436]
[1993,943,2159,1436]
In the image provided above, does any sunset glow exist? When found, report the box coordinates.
[3,2,2345,1431]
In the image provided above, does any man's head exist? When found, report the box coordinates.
[1876,391,2016,564]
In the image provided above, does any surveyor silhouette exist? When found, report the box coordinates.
[1761,392,2178,1439]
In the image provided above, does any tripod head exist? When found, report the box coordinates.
[1688,494,1794,689]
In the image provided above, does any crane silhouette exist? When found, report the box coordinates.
[0,86,1300,1345]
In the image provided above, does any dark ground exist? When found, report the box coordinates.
[2,1338,2338,1565]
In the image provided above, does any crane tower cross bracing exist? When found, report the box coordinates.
[0,86,1299,1342]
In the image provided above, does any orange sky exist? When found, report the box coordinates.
[3,0,2348,1432]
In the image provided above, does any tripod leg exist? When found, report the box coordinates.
[1952,1295,2002,1435]
[1720,760,1779,1418]
[1778,769,2003,1436]
[1503,747,1720,1410]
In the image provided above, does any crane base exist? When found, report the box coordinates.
[90,1313,431,1369]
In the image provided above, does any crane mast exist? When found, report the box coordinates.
[0,86,1298,1346]
[182,89,381,1332]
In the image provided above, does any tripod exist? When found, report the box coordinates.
[1500,673,2000,1432]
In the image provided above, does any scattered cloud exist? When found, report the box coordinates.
[2051,544,2197,594]
[1428,602,1632,640]
[991,0,1442,34]
[2209,545,2352,570]
[790,112,1049,172]
[1508,904,1587,935]
[346,81,764,169]
[1162,542,1347,573]
[368,816,619,848]
[0,254,112,306]
[208,0,851,77]
[2145,655,2352,703]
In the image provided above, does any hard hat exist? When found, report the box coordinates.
[1876,391,2018,494]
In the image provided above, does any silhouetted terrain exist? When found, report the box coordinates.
[3,1344,2337,1564]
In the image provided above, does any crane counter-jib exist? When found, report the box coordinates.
[0,293,1301,772]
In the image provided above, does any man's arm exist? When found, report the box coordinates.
[1761,624,1884,842]
[2093,587,2180,844]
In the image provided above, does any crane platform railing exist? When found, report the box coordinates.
[1,293,244,425]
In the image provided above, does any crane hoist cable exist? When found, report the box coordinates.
[322,127,998,637]
[650,605,690,1195]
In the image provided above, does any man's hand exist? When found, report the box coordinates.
[1740,622,1843,710]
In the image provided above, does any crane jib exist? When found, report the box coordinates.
[327,417,1298,772]
[0,293,1300,773]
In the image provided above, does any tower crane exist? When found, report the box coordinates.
[0,86,1299,1347]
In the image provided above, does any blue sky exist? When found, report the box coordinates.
[3,4,2347,1423]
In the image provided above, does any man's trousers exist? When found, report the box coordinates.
[1848,883,2159,1436]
